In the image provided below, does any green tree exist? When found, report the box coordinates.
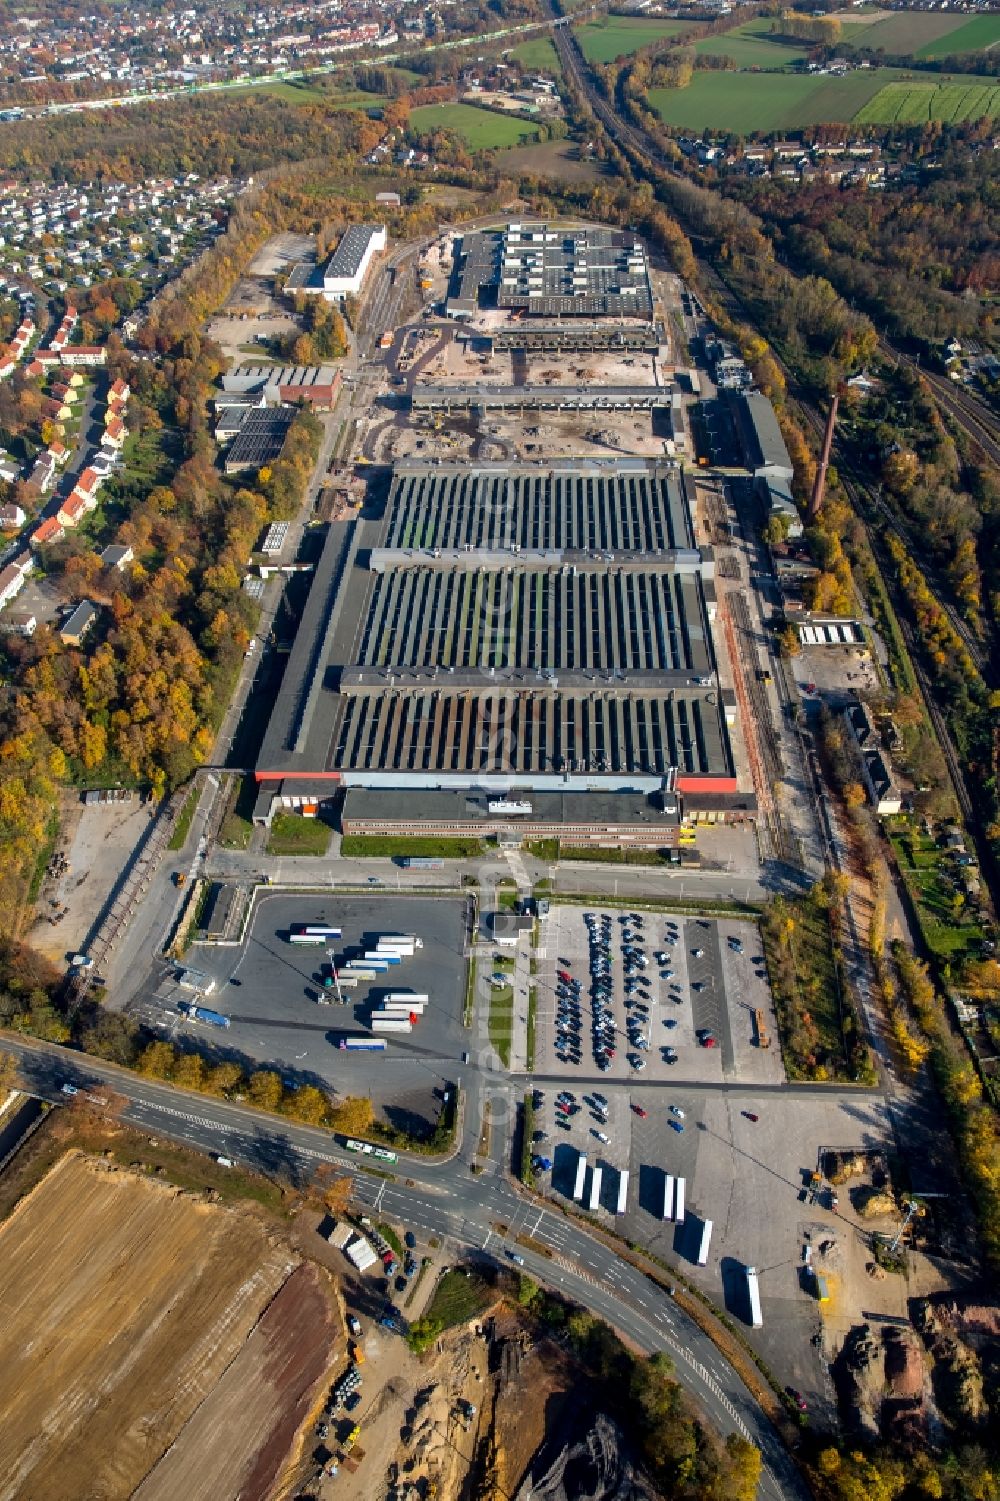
[332,1095,374,1136]
[406,1316,443,1354]
[247,1069,284,1112]
[283,1085,331,1125]
[204,1061,244,1096]
[173,1052,206,1091]
[137,1041,177,1078]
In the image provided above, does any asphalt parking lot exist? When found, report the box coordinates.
[535,906,782,1086]
[533,1076,893,1425]
[142,893,470,1110]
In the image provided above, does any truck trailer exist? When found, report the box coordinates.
[370,1017,412,1033]
[339,1037,387,1051]
[615,1169,629,1216]
[663,1173,675,1222]
[377,1000,425,1014]
[674,1175,686,1226]
[399,857,443,869]
[746,1264,763,1327]
[385,993,429,1006]
[573,1152,587,1202]
[696,1218,713,1267]
[179,1001,230,1029]
[589,1166,603,1212]
[377,935,423,949]
[363,951,399,967]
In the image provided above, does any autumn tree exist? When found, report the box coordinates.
[331,1095,374,1137]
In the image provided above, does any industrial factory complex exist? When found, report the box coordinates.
[240,219,810,848]
[253,458,743,844]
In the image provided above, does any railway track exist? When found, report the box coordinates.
[792,400,994,685]
[886,346,1000,469]
[554,14,993,893]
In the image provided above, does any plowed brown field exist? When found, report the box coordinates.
[0,1152,334,1501]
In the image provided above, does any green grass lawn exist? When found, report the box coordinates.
[488,981,514,1068]
[325,89,385,112]
[560,845,673,865]
[574,15,699,63]
[339,834,483,859]
[761,893,854,1081]
[919,12,1000,55]
[168,784,201,852]
[245,78,329,104]
[695,20,810,68]
[509,35,563,74]
[408,101,542,149]
[854,77,1000,123]
[424,1268,494,1329]
[888,829,985,960]
[265,814,332,856]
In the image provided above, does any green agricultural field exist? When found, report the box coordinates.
[695,20,810,68]
[840,11,966,55]
[509,35,563,74]
[647,64,993,130]
[919,12,1000,56]
[649,70,838,131]
[246,79,328,104]
[325,89,385,112]
[408,101,542,149]
[574,15,699,63]
[854,77,1000,123]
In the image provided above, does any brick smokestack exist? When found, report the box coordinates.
[807,392,839,522]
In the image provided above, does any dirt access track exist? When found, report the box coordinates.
[0,1152,336,1501]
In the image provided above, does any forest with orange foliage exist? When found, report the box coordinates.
[0,142,461,922]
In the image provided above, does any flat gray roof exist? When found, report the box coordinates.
[450,223,654,320]
[342,786,681,830]
[384,462,695,552]
[411,384,667,411]
[224,406,294,470]
[730,391,793,478]
[256,462,733,789]
[326,223,383,279]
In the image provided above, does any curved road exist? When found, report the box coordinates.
[3,1032,811,1501]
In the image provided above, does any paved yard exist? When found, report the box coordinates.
[136,893,471,1120]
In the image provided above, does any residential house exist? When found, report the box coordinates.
[0,554,31,609]
[57,492,88,528]
[100,543,133,570]
[60,599,98,646]
[60,346,106,367]
[0,610,37,636]
[30,515,65,547]
[844,701,901,816]
[0,502,25,529]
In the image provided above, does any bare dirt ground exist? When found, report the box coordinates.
[206,310,303,366]
[492,140,607,183]
[134,1262,335,1501]
[28,793,155,965]
[0,1151,307,1501]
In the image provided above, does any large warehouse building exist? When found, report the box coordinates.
[254,459,743,843]
[446,222,655,323]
